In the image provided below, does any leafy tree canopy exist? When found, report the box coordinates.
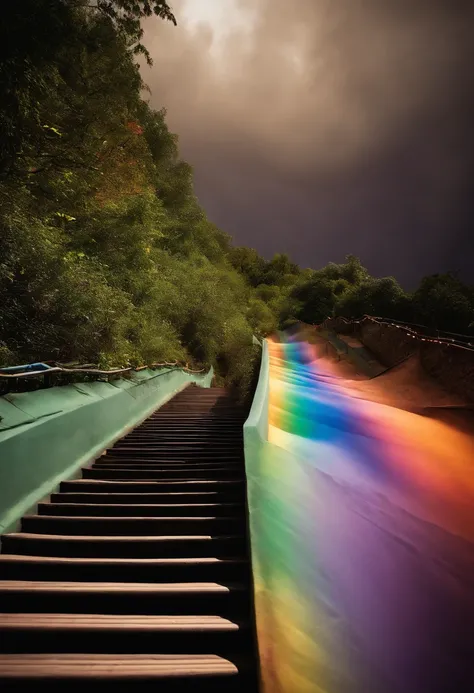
[1,3,473,397]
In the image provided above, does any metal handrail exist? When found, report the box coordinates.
[0,361,205,380]
[368,317,473,341]
[319,315,474,352]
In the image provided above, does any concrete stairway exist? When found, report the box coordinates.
[0,386,258,690]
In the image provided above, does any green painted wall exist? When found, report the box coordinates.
[0,367,213,533]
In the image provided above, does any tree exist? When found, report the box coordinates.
[89,1,176,64]
[335,276,410,320]
[290,276,335,324]
[0,0,175,181]
[246,298,279,337]
[228,247,267,287]
[0,3,261,394]
[2,2,472,391]
[261,253,300,286]
[412,273,474,334]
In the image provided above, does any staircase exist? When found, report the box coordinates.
[0,386,258,690]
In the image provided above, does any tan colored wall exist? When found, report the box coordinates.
[324,318,474,403]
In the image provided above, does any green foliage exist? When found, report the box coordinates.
[246,298,279,337]
[336,276,410,321]
[0,4,259,389]
[91,1,176,65]
[1,2,473,402]
[277,255,474,334]
[229,247,267,287]
[412,273,474,334]
[290,276,334,324]
[0,344,16,367]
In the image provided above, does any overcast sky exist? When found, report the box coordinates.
[142,0,474,287]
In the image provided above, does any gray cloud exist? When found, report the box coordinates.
[141,0,474,286]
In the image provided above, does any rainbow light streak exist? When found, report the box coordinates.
[251,336,474,693]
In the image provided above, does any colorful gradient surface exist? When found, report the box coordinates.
[249,335,474,693]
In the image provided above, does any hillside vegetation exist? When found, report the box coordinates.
[1,1,473,387]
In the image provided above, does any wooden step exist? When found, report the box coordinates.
[92,462,242,471]
[90,463,242,470]
[82,467,240,481]
[106,450,244,456]
[99,455,243,464]
[21,515,245,536]
[38,502,244,517]
[126,432,243,438]
[81,468,242,480]
[60,479,245,493]
[0,555,249,582]
[0,653,252,690]
[0,581,248,616]
[144,417,244,423]
[0,613,249,654]
[1,533,246,558]
[111,442,244,449]
[125,433,243,439]
[129,427,243,433]
[51,492,242,504]
[0,387,257,691]
[105,449,244,458]
[93,460,242,467]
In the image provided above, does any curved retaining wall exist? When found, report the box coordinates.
[356,321,474,402]
[322,318,474,402]
[0,367,213,533]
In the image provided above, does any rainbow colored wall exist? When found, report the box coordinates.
[244,335,474,693]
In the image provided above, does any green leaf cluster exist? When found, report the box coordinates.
[1,1,473,403]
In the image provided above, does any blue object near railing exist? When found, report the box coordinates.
[0,363,51,374]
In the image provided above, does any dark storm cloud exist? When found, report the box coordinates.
[142,0,474,286]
